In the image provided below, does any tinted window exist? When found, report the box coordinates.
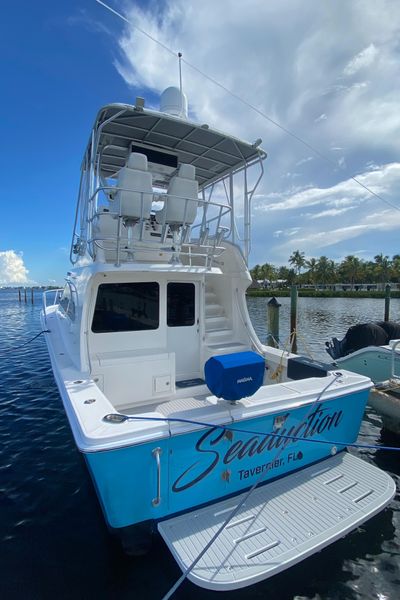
[167,283,195,327]
[92,282,159,333]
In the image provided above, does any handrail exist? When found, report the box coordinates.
[42,289,63,325]
[75,183,233,266]
[70,124,266,267]
[234,287,267,356]
[151,447,162,507]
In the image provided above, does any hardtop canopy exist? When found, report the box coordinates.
[85,103,266,190]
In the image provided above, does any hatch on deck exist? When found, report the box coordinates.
[158,453,395,591]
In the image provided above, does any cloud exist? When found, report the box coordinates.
[309,207,355,219]
[255,162,400,212]
[343,44,378,76]
[103,0,400,264]
[0,250,29,285]
[277,208,400,253]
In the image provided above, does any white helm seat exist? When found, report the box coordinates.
[115,152,153,220]
[156,163,198,226]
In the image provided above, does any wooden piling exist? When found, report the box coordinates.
[18,289,21,302]
[24,288,27,303]
[267,297,281,348]
[384,284,391,322]
[290,285,298,354]
[31,288,34,305]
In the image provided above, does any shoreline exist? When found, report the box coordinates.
[247,288,400,299]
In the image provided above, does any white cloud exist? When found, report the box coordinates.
[0,250,29,284]
[343,44,378,76]
[309,207,355,219]
[103,0,400,264]
[296,156,313,166]
[255,162,400,212]
[278,209,400,254]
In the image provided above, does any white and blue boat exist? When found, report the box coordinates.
[326,321,400,434]
[42,87,395,592]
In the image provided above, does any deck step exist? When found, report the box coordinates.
[205,328,233,341]
[158,453,395,591]
[205,316,228,331]
[205,291,218,303]
[205,303,224,317]
[205,342,249,355]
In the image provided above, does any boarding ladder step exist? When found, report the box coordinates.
[158,452,395,592]
[205,303,225,317]
[205,341,250,354]
[205,328,234,341]
[205,291,218,303]
[205,316,229,331]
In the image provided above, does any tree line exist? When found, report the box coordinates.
[250,251,400,288]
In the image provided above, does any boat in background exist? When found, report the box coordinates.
[326,321,400,434]
[41,86,395,592]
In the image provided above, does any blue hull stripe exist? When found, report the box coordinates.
[85,390,368,529]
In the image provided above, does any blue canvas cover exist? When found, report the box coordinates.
[204,351,265,401]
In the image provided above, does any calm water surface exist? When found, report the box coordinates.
[0,290,399,600]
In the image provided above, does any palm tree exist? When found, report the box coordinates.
[340,255,361,290]
[305,257,318,285]
[391,254,400,282]
[374,253,391,288]
[316,256,335,286]
[260,262,277,285]
[250,264,262,281]
[288,250,306,279]
[276,266,296,286]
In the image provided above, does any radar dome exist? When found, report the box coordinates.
[160,87,188,119]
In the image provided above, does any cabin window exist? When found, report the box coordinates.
[167,282,195,327]
[92,282,159,333]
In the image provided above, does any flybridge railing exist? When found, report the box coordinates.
[70,117,266,267]
[70,185,232,268]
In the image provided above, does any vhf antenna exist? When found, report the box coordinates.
[178,52,184,117]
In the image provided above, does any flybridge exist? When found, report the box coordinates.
[71,87,266,268]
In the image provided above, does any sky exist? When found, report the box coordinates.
[1,0,400,285]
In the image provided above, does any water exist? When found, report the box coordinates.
[0,290,399,600]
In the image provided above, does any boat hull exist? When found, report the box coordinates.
[336,347,400,383]
[85,390,369,530]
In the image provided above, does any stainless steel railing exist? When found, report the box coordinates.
[72,184,232,268]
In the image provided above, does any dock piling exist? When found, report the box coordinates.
[267,297,281,348]
[24,288,27,303]
[18,289,21,303]
[290,285,298,354]
[384,284,391,321]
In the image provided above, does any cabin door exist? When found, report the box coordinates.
[166,281,200,381]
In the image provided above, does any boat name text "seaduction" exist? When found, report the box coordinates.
[172,405,343,492]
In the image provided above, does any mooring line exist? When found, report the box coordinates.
[0,330,49,355]
[106,412,400,453]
